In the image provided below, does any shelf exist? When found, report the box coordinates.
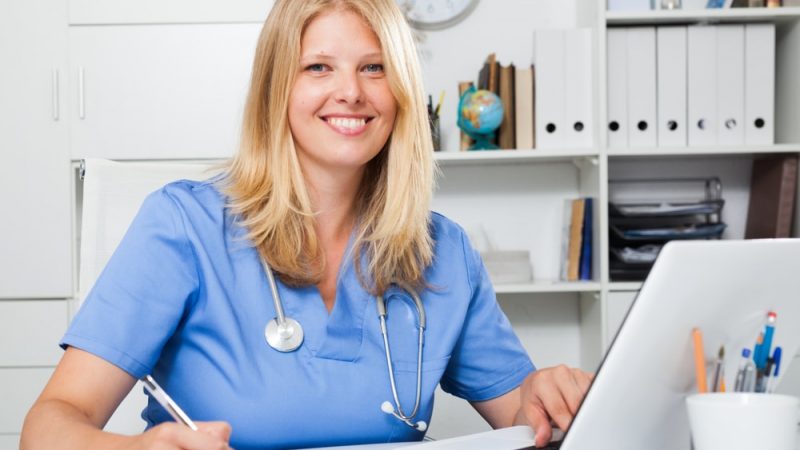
[607,143,800,157]
[608,281,644,292]
[494,281,602,294]
[434,148,599,166]
[606,7,800,25]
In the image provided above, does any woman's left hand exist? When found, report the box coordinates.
[514,365,594,448]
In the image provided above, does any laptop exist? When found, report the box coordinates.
[312,239,800,450]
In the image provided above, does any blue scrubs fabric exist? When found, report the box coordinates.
[62,180,534,450]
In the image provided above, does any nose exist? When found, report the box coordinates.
[334,71,364,104]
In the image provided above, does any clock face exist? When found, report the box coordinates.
[396,0,479,30]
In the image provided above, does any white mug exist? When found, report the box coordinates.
[686,393,799,450]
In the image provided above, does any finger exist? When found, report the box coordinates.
[197,421,232,442]
[523,404,552,448]
[553,368,586,417]
[572,369,594,396]
[168,423,229,450]
[536,367,575,431]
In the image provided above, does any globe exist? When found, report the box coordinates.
[457,86,504,150]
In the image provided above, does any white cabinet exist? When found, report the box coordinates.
[605,291,637,348]
[69,0,273,25]
[0,435,20,450]
[0,300,67,366]
[0,0,72,298]
[68,24,262,160]
[0,368,53,433]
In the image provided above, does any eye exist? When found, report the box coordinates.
[305,63,328,73]
[363,63,384,73]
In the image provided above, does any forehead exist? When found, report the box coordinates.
[300,8,382,54]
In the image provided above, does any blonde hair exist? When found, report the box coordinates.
[221,0,436,295]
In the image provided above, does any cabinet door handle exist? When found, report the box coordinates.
[52,69,60,121]
[78,67,85,120]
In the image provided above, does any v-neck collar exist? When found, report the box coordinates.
[272,230,371,362]
[314,235,371,362]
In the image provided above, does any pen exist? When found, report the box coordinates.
[768,346,783,393]
[141,375,198,431]
[692,328,708,393]
[711,346,725,392]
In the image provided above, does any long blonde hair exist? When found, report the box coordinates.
[221,0,436,295]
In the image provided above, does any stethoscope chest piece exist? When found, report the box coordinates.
[265,317,304,352]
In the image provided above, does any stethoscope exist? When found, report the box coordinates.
[260,257,428,431]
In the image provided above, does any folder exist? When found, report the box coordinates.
[688,26,717,146]
[656,26,688,148]
[535,29,565,149]
[744,23,775,146]
[626,27,657,148]
[607,28,628,148]
[564,28,593,148]
[716,25,745,146]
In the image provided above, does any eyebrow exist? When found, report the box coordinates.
[299,52,383,63]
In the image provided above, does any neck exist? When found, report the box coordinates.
[304,167,363,241]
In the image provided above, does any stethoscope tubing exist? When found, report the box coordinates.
[260,254,427,430]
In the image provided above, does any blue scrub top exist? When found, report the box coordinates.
[62,180,534,450]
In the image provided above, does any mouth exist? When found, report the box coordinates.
[321,115,375,136]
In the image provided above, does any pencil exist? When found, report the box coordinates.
[434,90,445,117]
[692,328,708,393]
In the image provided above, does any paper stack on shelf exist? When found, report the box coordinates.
[609,178,726,281]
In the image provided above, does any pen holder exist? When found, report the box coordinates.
[686,393,799,450]
[430,114,441,152]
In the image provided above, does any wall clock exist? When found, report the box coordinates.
[396,0,479,30]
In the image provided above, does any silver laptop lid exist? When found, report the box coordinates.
[562,239,800,450]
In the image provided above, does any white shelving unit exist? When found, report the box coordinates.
[593,1,800,371]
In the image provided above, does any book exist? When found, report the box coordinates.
[745,154,799,239]
[498,63,516,150]
[559,199,574,281]
[514,65,534,150]
[458,81,475,151]
[579,198,593,281]
[531,65,536,149]
[567,198,586,281]
[487,53,499,94]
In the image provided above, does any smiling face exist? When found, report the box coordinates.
[288,8,397,182]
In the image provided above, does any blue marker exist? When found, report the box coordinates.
[755,311,777,370]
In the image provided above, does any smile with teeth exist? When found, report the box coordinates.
[323,116,372,135]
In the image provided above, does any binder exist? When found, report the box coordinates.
[626,27,657,148]
[716,25,745,146]
[535,29,565,149]
[745,155,798,239]
[656,26,688,148]
[607,28,628,148]
[744,23,775,145]
[514,66,534,150]
[688,26,717,146]
[564,28,593,148]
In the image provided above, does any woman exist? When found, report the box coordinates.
[22,1,591,449]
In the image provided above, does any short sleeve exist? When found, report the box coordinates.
[439,232,535,402]
[61,187,199,378]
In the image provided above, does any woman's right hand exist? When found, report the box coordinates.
[127,421,232,450]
